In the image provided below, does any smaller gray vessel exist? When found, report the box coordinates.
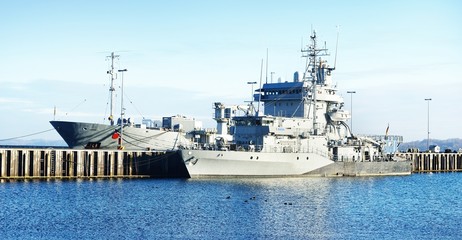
[50,119,193,150]
[50,53,199,150]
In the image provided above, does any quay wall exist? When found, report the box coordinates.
[396,152,462,173]
[0,148,184,180]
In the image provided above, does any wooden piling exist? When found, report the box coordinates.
[0,148,169,180]
[396,152,462,173]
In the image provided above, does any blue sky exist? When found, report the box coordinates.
[1,0,461,143]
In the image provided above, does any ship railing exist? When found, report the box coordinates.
[334,154,395,162]
[188,143,329,157]
[258,145,329,157]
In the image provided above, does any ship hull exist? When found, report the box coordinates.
[179,149,335,177]
[50,121,188,150]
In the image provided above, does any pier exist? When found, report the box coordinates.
[0,148,187,180]
[396,152,462,172]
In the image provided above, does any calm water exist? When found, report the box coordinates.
[1,173,462,239]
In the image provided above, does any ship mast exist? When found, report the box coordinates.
[301,30,329,135]
[107,52,119,126]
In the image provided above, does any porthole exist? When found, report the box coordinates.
[306,157,309,160]
[250,156,253,160]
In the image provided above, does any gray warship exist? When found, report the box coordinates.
[50,52,201,150]
[164,31,411,177]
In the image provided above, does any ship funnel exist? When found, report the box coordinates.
[293,71,299,82]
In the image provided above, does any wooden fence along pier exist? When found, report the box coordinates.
[0,148,186,180]
[396,152,462,172]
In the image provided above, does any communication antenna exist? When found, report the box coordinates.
[301,36,309,81]
[265,48,269,84]
[333,25,340,69]
[257,59,263,115]
[300,37,303,52]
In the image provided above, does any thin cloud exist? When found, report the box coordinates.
[0,97,33,105]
